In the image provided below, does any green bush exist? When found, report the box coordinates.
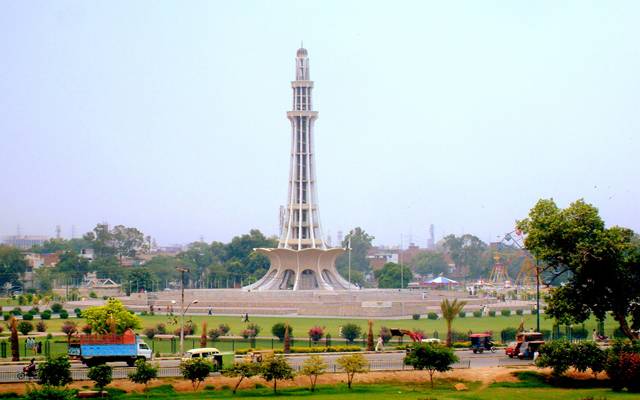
[341,323,362,343]
[40,310,52,320]
[571,326,588,340]
[3,313,10,321]
[500,327,518,342]
[50,303,64,314]
[271,322,291,341]
[452,341,471,348]
[500,309,511,317]
[36,321,47,332]
[59,310,69,319]
[427,312,438,320]
[412,314,420,320]
[458,311,466,318]
[11,307,22,316]
[536,340,573,377]
[473,310,482,318]
[516,309,524,316]
[25,388,76,400]
[489,310,496,317]
[17,321,34,335]
[22,313,34,321]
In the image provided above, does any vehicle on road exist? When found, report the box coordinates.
[469,333,496,353]
[421,338,442,344]
[505,332,544,358]
[182,347,234,370]
[244,349,274,363]
[68,329,152,367]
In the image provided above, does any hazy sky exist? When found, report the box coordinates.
[1,1,639,247]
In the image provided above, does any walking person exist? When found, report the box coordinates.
[375,335,384,352]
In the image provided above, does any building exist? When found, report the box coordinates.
[245,47,351,291]
[2,235,49,250]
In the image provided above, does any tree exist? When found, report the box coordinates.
[200,321,207,348]
[374,262,413,288]
[442,234,487,277]
[143,256,180,289]
[404,343,458,388]
[341,323,362,344]
[283,323,291,354]
[82,298,141,334]
[0,245,27,288]
[179,358,213,391]
[271,322,292,341]
[125,268,156,293]
[83,223,116,259]
[88,364,112,394]
[222,361,261,394]
[38,355,73,387]
[336,353,367,389]
[260,355,295,394]
[517,198,640,339]
[9,317,19,361]
[61,321,78,343]
[55,251,90,284]
[128,359,157,394]
[336,227,375,274]
[300,355,327,392]
[412,252,449,277]
[440,298,467,347]
[111,225,147,262]
[366,320,374,351]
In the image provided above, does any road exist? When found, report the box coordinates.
[0,349,532,382]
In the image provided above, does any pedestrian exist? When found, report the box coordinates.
[208,307,213,316]
[243,313,250,322]
[375,336,384,352]
[36,341,42,354]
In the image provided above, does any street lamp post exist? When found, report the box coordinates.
[175,267,198,355]
[536,260,541,332]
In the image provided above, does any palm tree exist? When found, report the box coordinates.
[440,298,467,347]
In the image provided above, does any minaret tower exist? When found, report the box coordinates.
[245,46,352,291]
[280,47,325,250]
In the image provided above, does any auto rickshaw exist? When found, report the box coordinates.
[518,340,544,360]
[469,333,496,353]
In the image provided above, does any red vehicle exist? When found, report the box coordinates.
[505,332,544,358]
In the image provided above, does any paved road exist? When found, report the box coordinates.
[0,349,532,378]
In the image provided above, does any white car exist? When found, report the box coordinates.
[421,338,442,344]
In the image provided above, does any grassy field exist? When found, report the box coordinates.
[2,312,619,339]
[102,375,639,400]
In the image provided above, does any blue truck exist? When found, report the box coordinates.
[68,329,152,367]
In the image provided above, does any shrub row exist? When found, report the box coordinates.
[235,345,362,355]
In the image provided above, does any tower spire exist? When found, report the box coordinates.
[280,47,323,250]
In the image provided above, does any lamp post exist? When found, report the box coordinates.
[536,260,541,332]
[175,266,198,355]
[347,236,352,291]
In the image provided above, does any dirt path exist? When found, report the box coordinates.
[0,366,540,395]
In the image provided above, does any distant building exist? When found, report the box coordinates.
[2,235,49,250]
[367,248,399,271]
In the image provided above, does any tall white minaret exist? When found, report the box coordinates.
[279,47,326,250]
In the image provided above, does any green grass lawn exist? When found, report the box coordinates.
[105,375,639,400]
[128,313,617,340]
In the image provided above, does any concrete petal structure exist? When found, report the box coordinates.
[244,47,351,291]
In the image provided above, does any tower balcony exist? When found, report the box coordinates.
[287,111,318,119]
